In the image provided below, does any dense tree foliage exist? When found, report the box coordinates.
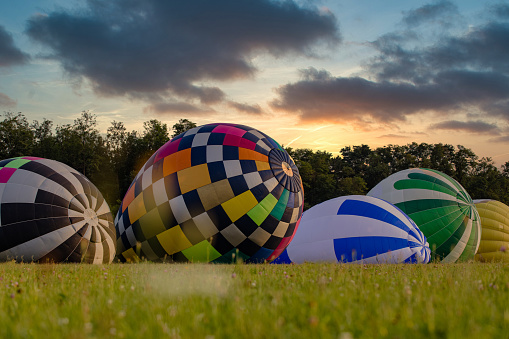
[1,112,508,214]
[288,143,509,210]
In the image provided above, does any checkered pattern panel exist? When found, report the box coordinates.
[0,157,115,264]
[115,123,304,263]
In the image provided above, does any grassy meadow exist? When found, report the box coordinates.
[0,262,508,339]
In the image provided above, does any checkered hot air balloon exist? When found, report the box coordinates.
[273,195,430,264]
[0,157,115,263]
[473,199,509,262]
[368,168,481,263]
[115,123,304,263]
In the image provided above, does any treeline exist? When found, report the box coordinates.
[0,111,196,214]
[2,111,508,214]
[288,144,509,209]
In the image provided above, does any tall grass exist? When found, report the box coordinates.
[0,262,508,338]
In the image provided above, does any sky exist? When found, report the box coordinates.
[1,0,509,165]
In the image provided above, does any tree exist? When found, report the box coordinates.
[54,111,106,177]
[171,118,197,138]
[0,112,34,158]
[31,118,56,158]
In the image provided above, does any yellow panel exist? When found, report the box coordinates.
[255,160,271,171]
[139,208,166,239]
[121,248,140,262]
[213,179,236,205]
[478,239,508,253]
[127,192,146,224]
[221,190,258,222]
[196,179,235,211]
[156,225,193,255]
[476,251,509,262]
[481,228,509,242]
[177,163,211,194]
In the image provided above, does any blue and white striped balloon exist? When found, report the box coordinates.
[273,195,430,264]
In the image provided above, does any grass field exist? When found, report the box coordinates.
[1,262,508,339]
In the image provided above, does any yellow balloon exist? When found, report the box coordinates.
[474,199,509,262]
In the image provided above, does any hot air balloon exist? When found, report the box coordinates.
[0,157,115,263]
[115,123,304,263]
[273,195,430,264]
[474,199,509,262]
[368,168,480,263]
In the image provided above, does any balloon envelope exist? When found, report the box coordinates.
[115,123,304,263]
[273,195,430,264]
[474,199,509,262]
[368,168,480,263]
[0,157,115,263]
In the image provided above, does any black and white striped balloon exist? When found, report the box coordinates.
[0,157,115,263]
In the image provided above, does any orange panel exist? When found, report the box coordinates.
[176,148,192,172]
[239,148,269,162]
[122,183,136,212]
[162,153,178,176]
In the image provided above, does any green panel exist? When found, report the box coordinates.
[4,158,31,169]
[425,168,464,192]
[408,172,459,193]
[181,240,221,262]
[415,207,462,232]
[270,189,290,220]
[425,209,464,241]
[212,248,250,263]
[396,199,457,215]
[247,193,278,225]
[395,178,457,197]
[409,205,459,227]
[434,215,469,260]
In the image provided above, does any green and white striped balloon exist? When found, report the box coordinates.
[368,168,480,263]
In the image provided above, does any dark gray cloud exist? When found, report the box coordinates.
[402,0,459,28]
[143,101,213,115]
[430,120,499,133]
[0,92,17,107]
[0,25,29,67]
[490,4,509,18]
[26,0,339,106]
[490,135,509,143]
[227,101,263,115]
[272,2,509,126]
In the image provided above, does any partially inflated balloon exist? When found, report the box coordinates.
[474,199,509,262]
[0,157,115,263]
[368,168,480,262]
[115,123,304,263]
[273,195,430,264]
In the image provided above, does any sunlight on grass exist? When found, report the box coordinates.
[0,262,509,338]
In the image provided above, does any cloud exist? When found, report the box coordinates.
[26,0,339,105]
[0,25,30,67]
[401,0,459,28]
[377,134,409,139]
[0,92,17,107]
[272,3,509,125]
[143,101,213,115]
[489,135,509,143]
[227,101,263,115]
[490,4,509,19]
[430,120,499,133]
